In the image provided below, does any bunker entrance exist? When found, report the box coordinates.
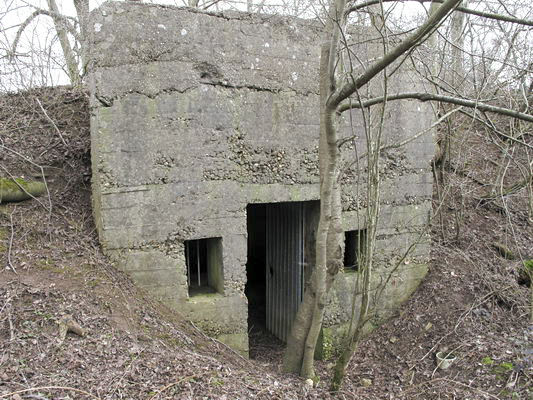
[246,201,319,353]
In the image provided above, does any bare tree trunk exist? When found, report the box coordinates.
[449,0,466,90]
[330,3,388,388]
[282,0,347,379]
[330,2,388,381]
[283,0,463,380]
[47,0,80,86]
[427,1,442,89]
[438,1,466,199]
[73,0,89,77]
[330,111,382,389]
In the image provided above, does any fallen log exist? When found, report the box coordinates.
[0,178,46,203]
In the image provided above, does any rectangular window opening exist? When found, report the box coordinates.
[344,229,367,273]
[185,237,223,296]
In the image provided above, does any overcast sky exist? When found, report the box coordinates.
[1,0,530,92]
[0,0,419,90]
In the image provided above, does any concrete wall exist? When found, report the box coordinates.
[89,1,433,356]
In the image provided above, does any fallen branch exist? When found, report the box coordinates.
[35,98,67,146]
[479,173,533,202]
[7,309,14,341]
[0,144,51,215]
[492,242,517,260]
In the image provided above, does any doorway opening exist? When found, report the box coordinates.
[245,203,269,353]
[245,201,319,358]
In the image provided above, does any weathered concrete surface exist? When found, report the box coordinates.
[89,1,433,355]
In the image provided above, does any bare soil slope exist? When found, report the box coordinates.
[0,87,531,399]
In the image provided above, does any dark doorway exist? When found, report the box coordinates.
[246,204,268,336]
[246,201,319,356]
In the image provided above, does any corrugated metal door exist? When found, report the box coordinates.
[266,202,304,342]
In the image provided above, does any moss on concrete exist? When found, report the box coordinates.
[314,327,335,360]
[216,332,249,358]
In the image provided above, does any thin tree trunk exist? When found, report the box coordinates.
[73,0,89,76]
[449,0,466,90]
[284,0,463,379]
[427,1,442,94]
[282,286,316,372]
[47,0,80,86]
[330,110,381,389]
[300,112,344,378]
[438,1,465,194]
[282,0,347,378]
[330,300,366,391]
[331,4,387,386]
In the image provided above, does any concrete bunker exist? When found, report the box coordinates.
[89,2,434,357]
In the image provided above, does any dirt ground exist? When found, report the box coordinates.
[0,87,531,399]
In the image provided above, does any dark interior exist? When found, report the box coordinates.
[185,239,214,296]
[245,204,267,332]
[344,229,366,272]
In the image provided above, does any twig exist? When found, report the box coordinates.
[7,309,14,341]
[453,288,509,332]
[7,207,16,274]
[335,390,357,399]
[442,378,501,399]
[410,334,450,368]
[404,377,501,399]
[182,348,219,363]
[147,373,211,400]
[0,296,11,316]
[108,348,144,399]
[255,384,276,397]
[0,386,101,399]
[24,395,49,400]
[35,98,67,146]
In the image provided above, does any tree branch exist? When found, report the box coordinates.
[46,0,81,86]
[480,171,533,201]
[459,109,533,149]
[338,92,533,122]
[328,0,463,108]
[10,8,79,60]
[345,0,533,27]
